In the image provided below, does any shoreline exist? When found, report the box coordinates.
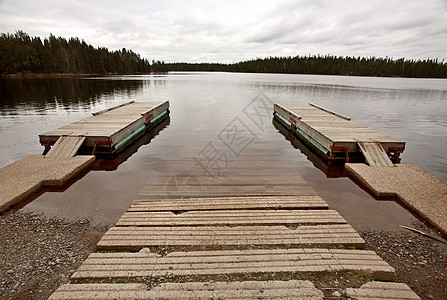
[2,71,446,79]
[1,209,445,299]
[0,72,152,79]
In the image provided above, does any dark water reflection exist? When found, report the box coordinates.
[0,77,145,112]
[0,73,446,232]
[272,118,346,178]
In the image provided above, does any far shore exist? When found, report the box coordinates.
[0,72,153,79]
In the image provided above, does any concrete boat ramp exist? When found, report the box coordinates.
[50,159,419,299]
[0,101,169,212]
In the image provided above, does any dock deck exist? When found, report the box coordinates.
[50,157,419,299]
[274,103,405,163]
[40,101,169,155]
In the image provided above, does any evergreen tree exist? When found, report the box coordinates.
[0,31,152,75]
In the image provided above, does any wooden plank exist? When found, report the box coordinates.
[309,102,351,120]
[130,195,328,211]
[92,101,135,116]
[115,209,347,226]
[358,142,394,167]
[45,136,86,159]
[71,248,395,281]
[50,281,324,299]
[96,224,365,250]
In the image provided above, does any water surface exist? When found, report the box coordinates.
[1,73,446,231]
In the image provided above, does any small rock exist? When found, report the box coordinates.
[6,270,13,275]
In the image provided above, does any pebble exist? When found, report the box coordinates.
[0,210,107,300]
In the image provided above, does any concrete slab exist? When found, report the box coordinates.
[96,224,365,250]
[346,163,447,236]
[50,280,324,299]
[72,248,395,281]
[346,281,420,299]
[0,155,95,211]
[116,209,347,226]
[130,195,329,211]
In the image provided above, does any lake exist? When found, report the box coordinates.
[1,73,446,232]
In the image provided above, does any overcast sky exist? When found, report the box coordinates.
[0,0,446,63]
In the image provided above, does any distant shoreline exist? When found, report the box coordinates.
[3,71,447,80]
[0,72,151,79]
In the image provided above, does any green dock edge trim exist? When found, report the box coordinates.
[113,110,169,151]
[275,112,330,156]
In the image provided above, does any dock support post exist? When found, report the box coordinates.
[330,146,350,163]
[388,147,405,163]
[42,143,51,155]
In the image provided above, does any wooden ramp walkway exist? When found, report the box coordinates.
[50,158,419,299]
[274,103,405,164]
[40,101,169,155]
[45,135,86,159]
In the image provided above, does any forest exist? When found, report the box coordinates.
[167,56,447,78]
[0,31,161,74]
[1,31,446,78]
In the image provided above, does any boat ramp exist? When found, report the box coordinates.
[50,157,419,299]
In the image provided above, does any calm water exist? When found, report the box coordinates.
[1,73,446,231]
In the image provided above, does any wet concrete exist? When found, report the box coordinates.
[346,163,447,237]
[0,155,95,211]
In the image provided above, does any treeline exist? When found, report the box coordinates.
[167,55,447,78]
[2,31,446,78]
[0,31,158,74]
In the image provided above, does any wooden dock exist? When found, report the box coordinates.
[40,101,169,156]
[274,103,405,165]
[50,158,419,299]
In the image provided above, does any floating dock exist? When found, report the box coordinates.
[50,157,419,299]
[274,103,405,165]
[40,101,169,156]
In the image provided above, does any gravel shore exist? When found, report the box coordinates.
[0,210,109,300]
[360,225,447,300]
[1,210,446,300]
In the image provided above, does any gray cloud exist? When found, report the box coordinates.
[0,0,446,63]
